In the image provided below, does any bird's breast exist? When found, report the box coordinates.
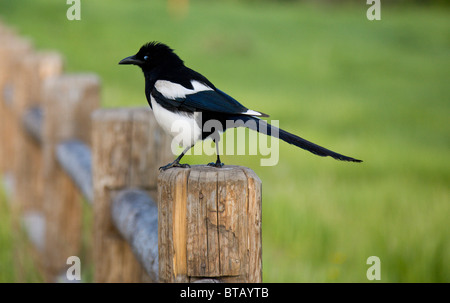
[150,96,202,148]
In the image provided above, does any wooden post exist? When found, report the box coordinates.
[13,52,63,214]
[0,34,32,180]
[92,107,172,282]
[41,74,100,279]
[158,165,262,283]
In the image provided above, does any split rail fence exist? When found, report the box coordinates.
[0,22,262,283]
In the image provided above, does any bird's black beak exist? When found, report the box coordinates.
[119,55,144,65]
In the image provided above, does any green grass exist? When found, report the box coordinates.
[0,189,44,282]
[0,0,449,282]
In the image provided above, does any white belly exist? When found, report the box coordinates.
[150,96,202,148]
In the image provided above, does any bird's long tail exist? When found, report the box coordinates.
[232,115,362,163]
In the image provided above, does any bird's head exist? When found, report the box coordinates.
[119,41,183,71]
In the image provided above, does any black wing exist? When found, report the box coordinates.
[151,83,268,117]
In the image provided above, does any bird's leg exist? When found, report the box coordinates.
[208,154,224,168]
[159,146,192,171]
[208,138,224,168]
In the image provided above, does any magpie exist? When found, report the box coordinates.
[119,42,362,170]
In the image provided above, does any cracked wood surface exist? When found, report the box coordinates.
[158,165,262,283]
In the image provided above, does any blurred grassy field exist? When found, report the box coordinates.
[0,0,449,282]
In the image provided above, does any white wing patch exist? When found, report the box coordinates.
[242,109,264,117]
[154,80,213,99]
[154,79,266,117]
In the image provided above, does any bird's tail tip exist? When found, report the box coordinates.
[341,156,363,163]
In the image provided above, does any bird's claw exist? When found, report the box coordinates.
[207,161,225,168]
[159,162,190,171]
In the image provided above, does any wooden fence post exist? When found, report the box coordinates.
[41,74,100,279]
[13,52,63,214]
[0,34,32,182]
[92,107,172,282]
[158,165,263,282]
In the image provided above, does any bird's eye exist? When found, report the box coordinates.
[144,55,149,60]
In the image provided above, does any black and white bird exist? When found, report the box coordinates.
[119,42,362,170]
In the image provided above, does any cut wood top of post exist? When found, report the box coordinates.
[159,165,260,176]
[158,165,262,201]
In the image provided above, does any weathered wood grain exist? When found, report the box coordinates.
[158,165,262,283]
[92,107,172,282]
